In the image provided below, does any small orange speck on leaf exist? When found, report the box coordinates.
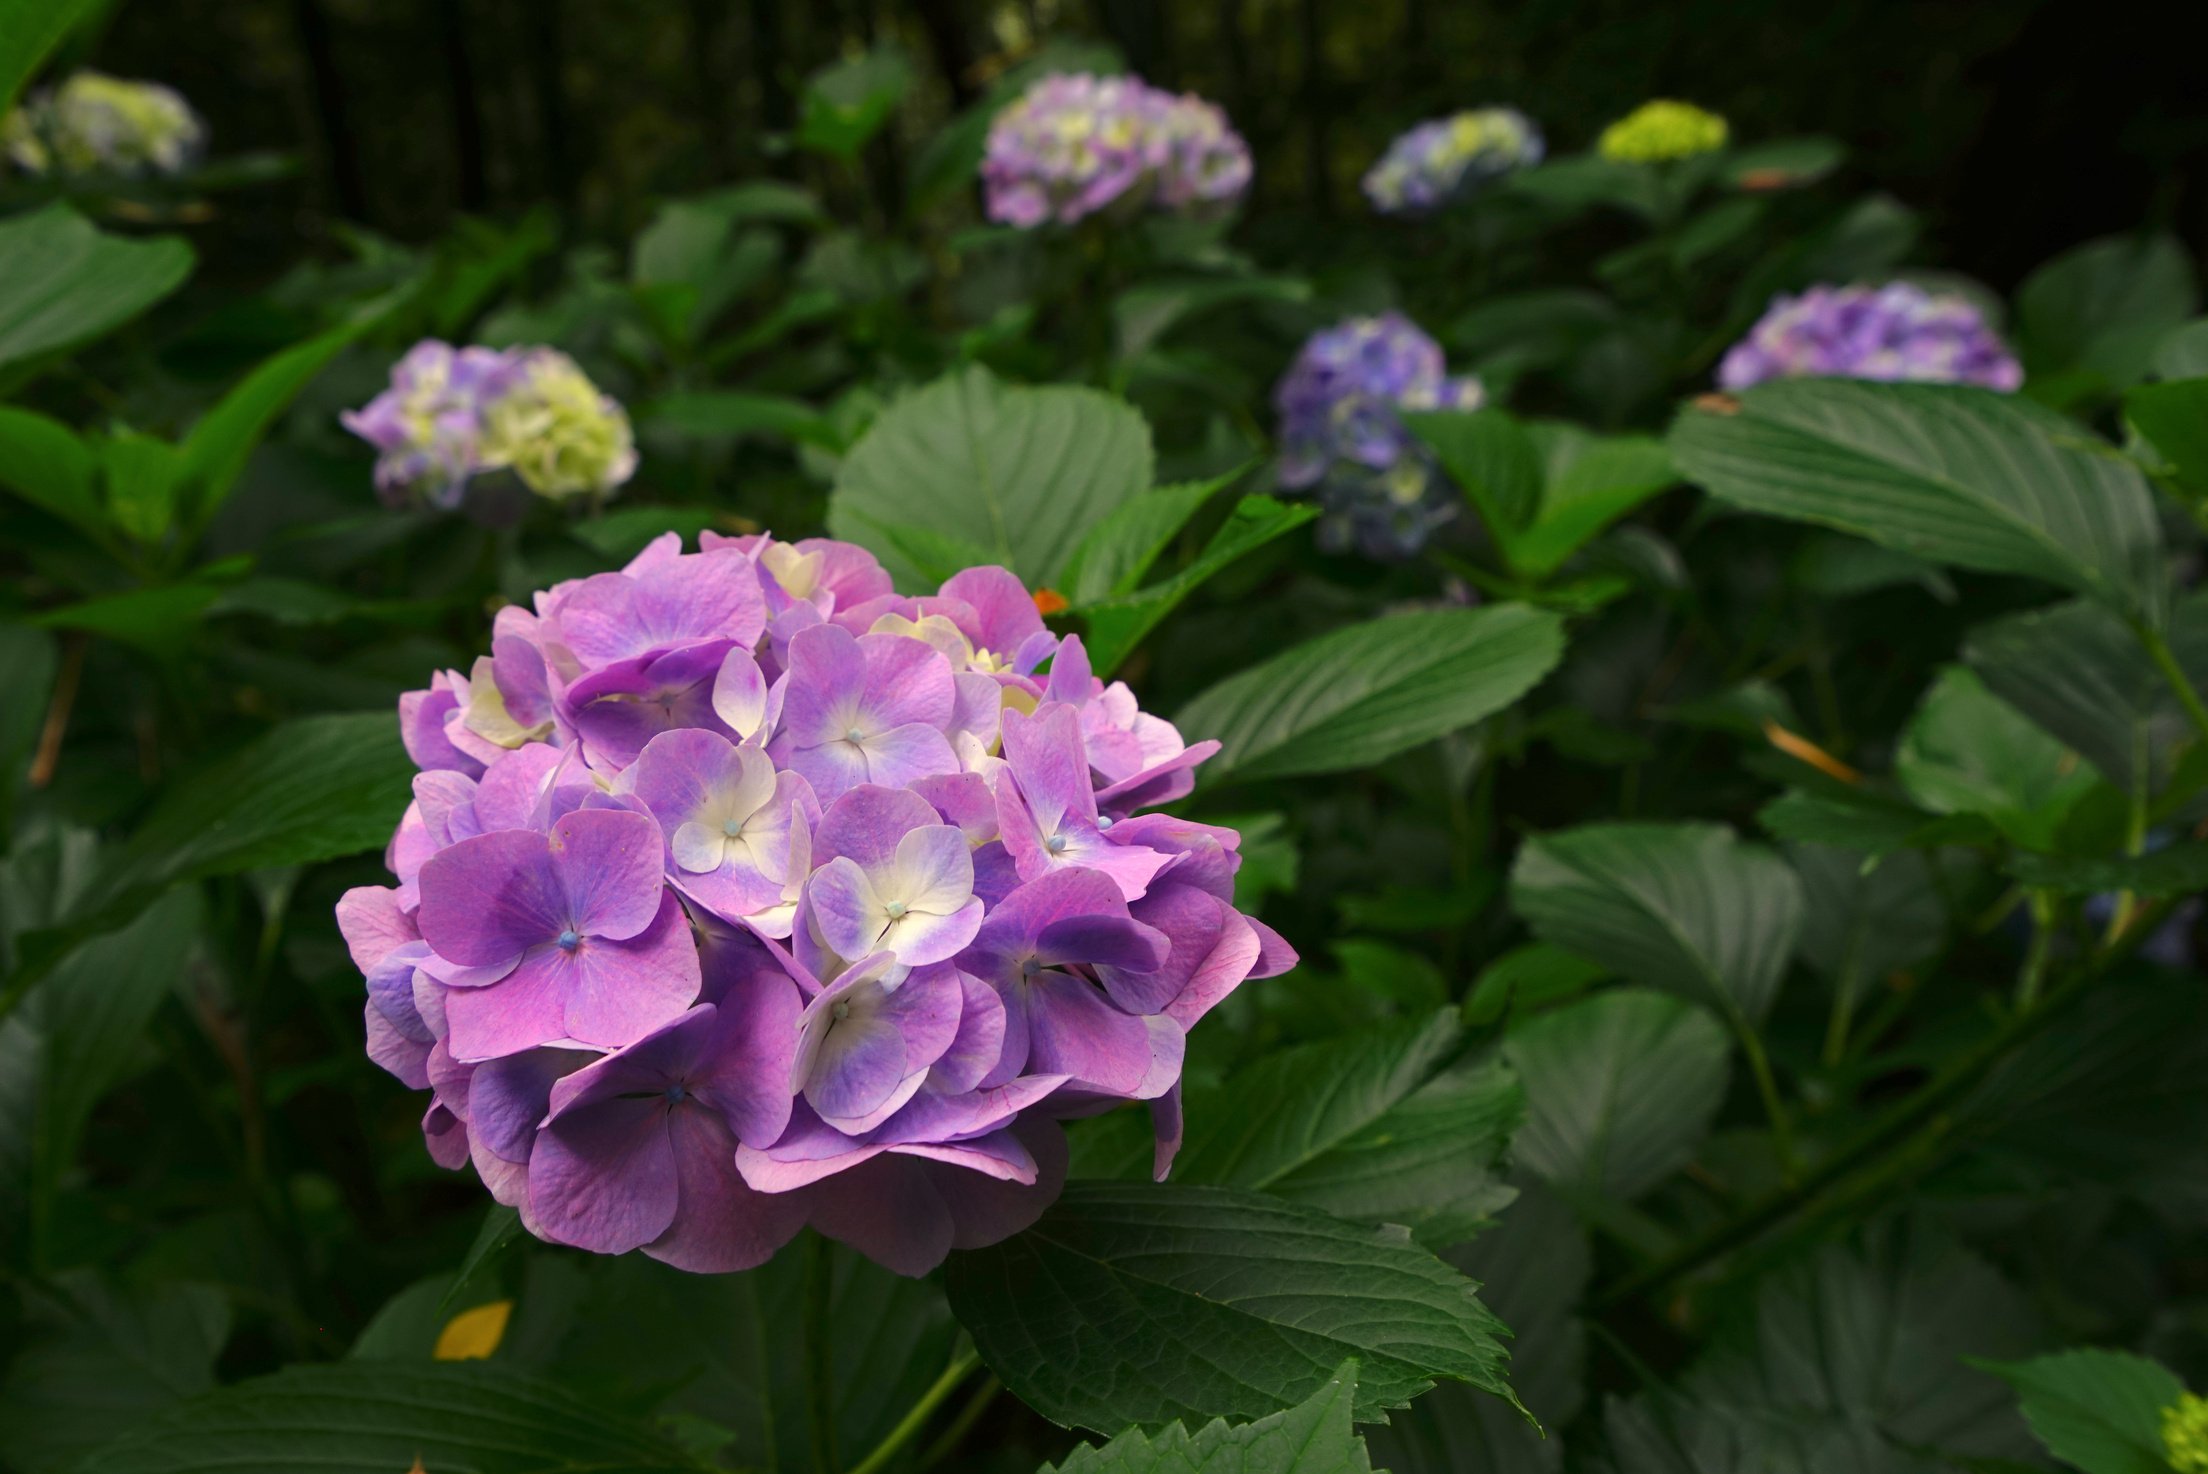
[1761,719,1861,784]
[406,1458,428,1474]
[1737,167,1794,192]
[1692,392,1743,416]
[1032,587,1069,616]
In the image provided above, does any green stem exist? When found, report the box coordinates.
[804,1234,837,1474]
[845,1350,981,1474]
[2015,890,2056,1010]
[1821,957,1862,1069]
[2139,620,2208,745]
[918,1375,1002,1471]
[1735,1023,1798,1184]
[1594,898,2170,1310]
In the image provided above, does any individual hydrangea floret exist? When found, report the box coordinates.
[1273,312,1483,557]
[981,72,1250,228]
[2167,1392,2208,1474]
[342,341,636,509]
[1363,108,1544,215]
[1597,99,1728,163]
[1717,282,2024,392]
[3,71,204,177]
[340,532,1294,1277]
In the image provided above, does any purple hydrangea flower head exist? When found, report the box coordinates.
[1363,108,1544,215]
[342,340,635,509]
[1718,282,2025,393]
[341,531,1296,1276]
[982,72,1250,228]
[1273,312,1484,557]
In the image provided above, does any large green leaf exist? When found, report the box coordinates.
[796,46,913,160]
[1787,843,1945,999]
[71,712,413,925]
[944,1183,1519,1431]
[2126,376,2208,496]
[70,1361,701,1473]
[1061,473,1238,606]
[0,0,97,118]
[0,405,101,541]
[1166,1011,1521,1246]
[2016,233,2199,392]
[1982,1350,2183,1474]
[1895,667,2099,852]
[0,206,193,376]
[2006,844,2208,896]
[829,365,1154,590]
[1079,494,1316,676]
[1046,1363,1377,1474]
[1669,380,2168,625]
[1966,594,2208,797]
[1502,989,1730,1202]
[1177,604,1564,786]
[1509,822,1803,1023]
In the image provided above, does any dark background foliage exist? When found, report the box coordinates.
[98,0,2207,289]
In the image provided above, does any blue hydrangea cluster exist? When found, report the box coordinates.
[1274,313,1484,557]
[1719,282,2024,392]
[1363,108,1544,215]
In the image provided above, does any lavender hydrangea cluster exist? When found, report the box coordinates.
[981,72,1251,228]
[1363,108,1544,215]
[3,71,203,177]
[1274,312,1485,557]
[338,533,1293,1276]
[342,341,637,510]
[1718,282,2024,392]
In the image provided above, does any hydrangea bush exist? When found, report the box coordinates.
[981,72,1251,228]
[1274,312,1484,556]
[3,69,202,176]
[1597,98,1729,162]
[343,340,637,508]
[338,532,1291,1274]
[1719,281,2024,391]
[1363,108,1544,215]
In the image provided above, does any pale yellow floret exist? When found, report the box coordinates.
[478,352,636,501]
[2166,1392,2208,1474]
[1598,100,1728,163]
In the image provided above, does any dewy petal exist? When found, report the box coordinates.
[857,722,959,792]
[712,647,770,740]
[814,785,941,871]
[1000,703,1094,835]
[418,829,565,968]
[548,807,667,942]
[805,856,890,961]
[859,631,956,730]
[939,565,1045,659]
[890,824,978,916]
[672,822,729,874]
[779,623,870,749]
[443,890,700,1060]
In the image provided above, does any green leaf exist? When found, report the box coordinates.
[796,46,913,160]
[1515,423,1676,577]
[72,712,414,925]
[0,405,101,540]
[1462,942,1608,1026]
[70,1361,703,1473]
[435,1204,524,1318]
[0,0,97,118]
[2016,233,2199,392]
[2006,844,2208,897]
[1723,135,1845,189]
[632,197,781,341]
[1982,1349,2183,1474]
[1166,1011,1522,1247]
[1510,822,1803,1023]
[0,622,54,833]
[2126,375,2208,496]
[1061,473,1238,606]
[1669,379,2168,626]
[0,1273,230,1473]
[1080,494,1316,676]
[1405,407,1544,545]
[1115,275,1310,362]
[829,365,1154,590]
[35,580,220,656]
[638,390,840,450]
[1177,604,1564,786]
[0,206,193,377]
[1896,667,2099,852]
[944,1182,1520,1431]
[1787,842,1944,1003]
[1756,788,1992,859]
[1965,593,2208,797]
[2155,320,2208,380]
[569,505,724,561]
[1045,1362,1377,1474]
[1502,989,1730,1201]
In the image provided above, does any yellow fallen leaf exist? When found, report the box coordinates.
[433,1299,513,1361]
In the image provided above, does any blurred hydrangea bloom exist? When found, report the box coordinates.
[1274,312,1483,557]
[1718,283,2024,392]
[343,341,635,508]
[1597,99,1728,163]
[3,71,204,177]
[339,533,1293,1276]
[2167,1393,2208,1474]
[981,72,1250,227]
[1363,108,1544,215]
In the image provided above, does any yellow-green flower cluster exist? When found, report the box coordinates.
[3,71,204,178]
[2166,1392,2208,1474]
[1597,100,1728,164]
[477,348,638,502]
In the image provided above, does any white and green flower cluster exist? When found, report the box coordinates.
[4,71,204,178]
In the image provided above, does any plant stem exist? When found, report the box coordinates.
[1735,1023,1798,1184]
[845,1349,980,1474]
[2139,621,2208,745]
[1594,899,2170,1310]
[2015,890,2056,1010]
[918,1375,1002,1470]
[804,1233,837,1474]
